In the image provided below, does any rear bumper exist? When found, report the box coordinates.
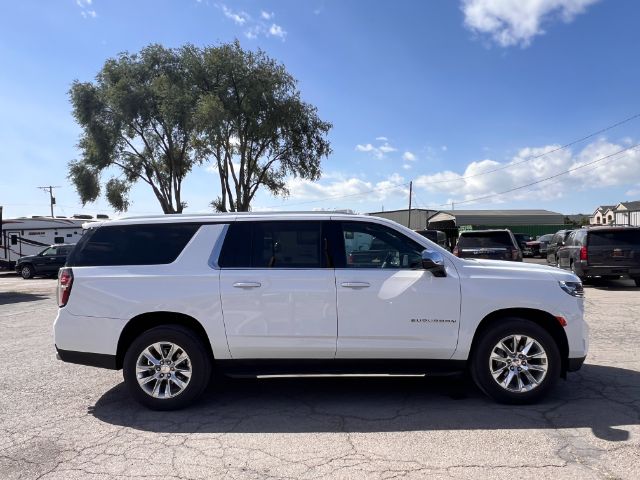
[567,356,586,372]
[578,262,640,278]
[55,346,118,369]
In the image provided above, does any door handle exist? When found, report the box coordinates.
[341,282,370,288]
[233,282,262,288]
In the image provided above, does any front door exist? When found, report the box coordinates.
[334,221,461,359]
[35,246,61,273]
[219,220,337,359]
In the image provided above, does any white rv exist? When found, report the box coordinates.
[1,217,99,269]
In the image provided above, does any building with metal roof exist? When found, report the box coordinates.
[427,209,565,227]
[367,209,437,230]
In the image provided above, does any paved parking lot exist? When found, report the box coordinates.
[0,266,639,480]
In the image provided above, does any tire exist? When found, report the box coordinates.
[123,325,212,410]
[20,264,35,279]
[470,318,561,404]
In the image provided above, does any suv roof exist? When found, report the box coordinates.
[87,211,363,228]
[458,229,511,234]
[585,225,640,231]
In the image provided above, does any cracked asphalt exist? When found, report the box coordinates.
[0,265,639,480]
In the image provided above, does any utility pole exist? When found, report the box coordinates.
[37,186,61,218]
[407,181,413,228]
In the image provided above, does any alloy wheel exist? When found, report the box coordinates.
[135,342,192,399]
[489,334,548,393]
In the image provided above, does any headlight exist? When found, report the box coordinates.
[559,281,584,297]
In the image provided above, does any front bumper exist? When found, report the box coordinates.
[567,356,586,372]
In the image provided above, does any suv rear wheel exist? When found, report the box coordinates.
[123,325,212,410]
[471,318,560,404]
[20,264,34,279]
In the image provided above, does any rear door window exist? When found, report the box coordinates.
[218,221,325,269]
[457,232,513,248]
[67,224,200,266]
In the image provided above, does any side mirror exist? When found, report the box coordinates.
[421,250,447,277]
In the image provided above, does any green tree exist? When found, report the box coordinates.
[188,42,332,212]
[69,42,332,214]
[68,44,200,213]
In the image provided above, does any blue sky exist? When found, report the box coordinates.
[1,0,640,218]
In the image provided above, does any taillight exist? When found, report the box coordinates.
[579,246,588,261]
[452,246,459,257]
[512,248,521,261]
[58,268,74,307]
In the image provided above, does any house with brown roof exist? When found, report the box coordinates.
[590,205,615,225]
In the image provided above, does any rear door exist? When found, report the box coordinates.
[587,229,640,268]
[219,220,338,359]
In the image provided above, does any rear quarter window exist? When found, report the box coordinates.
[66,223,200,266]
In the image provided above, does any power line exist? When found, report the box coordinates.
[417,111,640,187]
[37,186,61,218]
[439,143,640,208]
[266,112,640,209]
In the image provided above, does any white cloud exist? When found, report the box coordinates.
[414,139,640,205]
[376,136,388,141]
[220,4,249,25]
[76,0,97,18]
[355,143,374,152]
[355,142,397,159]
[403,151,416,162]
[402,164,412,170]
[268,23,287,39]
[219,5,286,40]
[441,145,448,151]
[461,0,599,47]
[379,143,397,154]
[287,173,408,203]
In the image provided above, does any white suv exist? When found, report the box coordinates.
[54,213,588,410]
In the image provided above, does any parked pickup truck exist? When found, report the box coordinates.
[557,227,640,285]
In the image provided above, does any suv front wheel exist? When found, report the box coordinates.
[123,325,212,410]
[471,318,560,404]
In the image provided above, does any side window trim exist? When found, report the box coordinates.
[208,224,230,270]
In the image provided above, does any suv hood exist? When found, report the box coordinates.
[16,255,37,263]
[457,258,580,282]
